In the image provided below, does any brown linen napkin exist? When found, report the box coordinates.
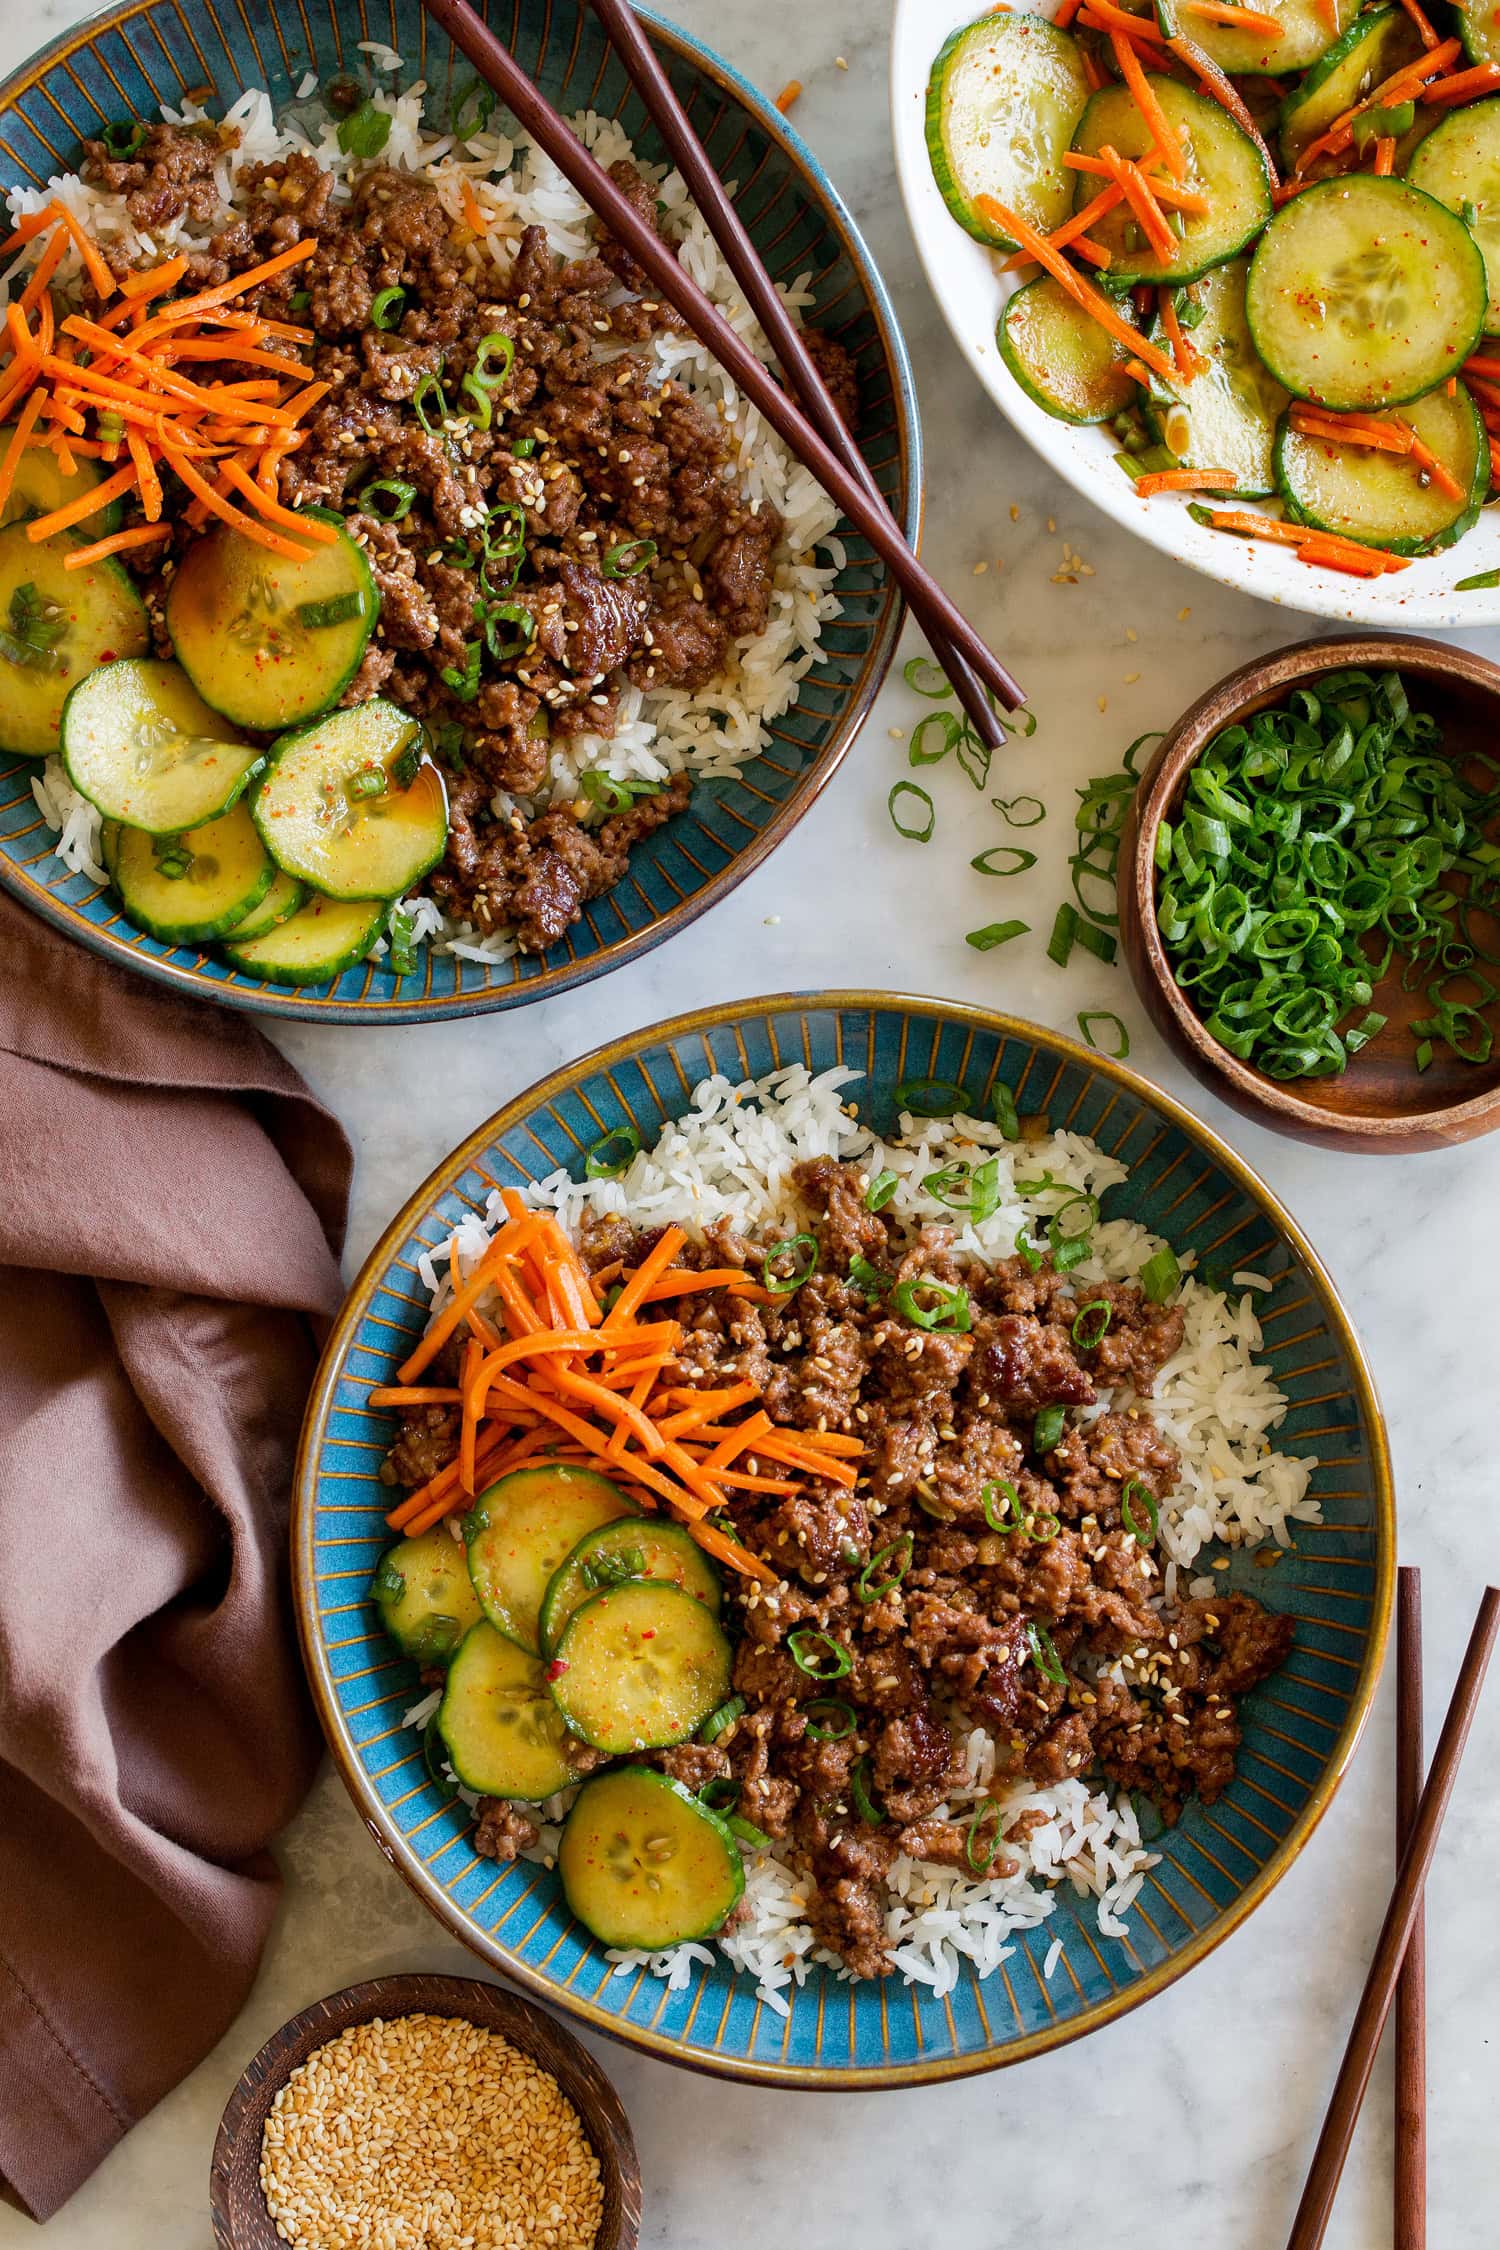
[0,893,353,2223]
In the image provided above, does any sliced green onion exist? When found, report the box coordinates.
[1033,1405,1066,1453]
[850,1758,882,1825]
[297,592,364,630]
[903,654,953,698]
[726,1812,772,1848]
[864,1168,899,1211]
[452,78,495,138]
[699,1695,746,1745]
[602,537,657,579]
[462,333,514,428]
[1139,1246,1181,1304]
[763,1233,817,1295]
[1079,1010,1130,1058]
[441,640,482,702]
[347,767,386,801]
[412,370,450,435]
[889,781,935,841]
[1071,1298,1112,1348]
[894,1077,969,1116]
[971,845,1038,877]
[370,285,406,330]
[584,1124,641,1179]
[478,597,534,662]
[1047,903,1077,967]
[96,411,126,445]
[992,1083,1020,1139]
[1074,919,1118,965]
[1015,1226,1044,1274]
[891,1276,972,1333]
[981,1479,1026,1534]
[102,118,147,158]
[358,477,416,521]
[967,919,1029,951]
[511,437,537,459]
[1456,568,1500,591]
[965,1800,1005,1874]
[788,1628,852,1679]
[858,1533,913,1602]
[909,711,963,765]
[699,1776,739,1813]
[1024,1619,1067,1685]
[849,1254,891,1302]
[805,1698,857,1741]
[387,904,417,977]
[579,769,662,815]
[992,794,1046,827]
[337,100,392,158]
[1121,1479,1160,1544]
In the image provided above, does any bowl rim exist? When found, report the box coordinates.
[886,0,1499,631]
[293,987,1396,2090]
[208,1970,641,2250]
[1119,633,1500,1149]
[0,0,923,1025]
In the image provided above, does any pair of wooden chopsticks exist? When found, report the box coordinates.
[420,0,1021,747]
[1287,1573,1498,2248]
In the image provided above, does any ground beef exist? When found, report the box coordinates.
[799,327,861,429]
[473,1798,541,1863]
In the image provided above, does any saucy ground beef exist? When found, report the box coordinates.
[387,1159,1292,1974]
[79,122,858,953]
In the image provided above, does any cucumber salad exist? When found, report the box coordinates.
[1,82,849,986]
[928,0,1500,580]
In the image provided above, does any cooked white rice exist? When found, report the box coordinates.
[8,83,843,969]
[405,1064,1319,2009]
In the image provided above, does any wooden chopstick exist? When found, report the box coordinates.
[1286,1583,1499,2250]
[419,0,1025,714]
[583,0,1011,755]
[1395,1566,1426,2250]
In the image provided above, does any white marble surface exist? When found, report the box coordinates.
[5,2,1500,2243]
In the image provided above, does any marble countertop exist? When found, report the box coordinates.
[4,1,1498,2242]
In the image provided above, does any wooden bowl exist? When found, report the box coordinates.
[1118,634,1500,1153]
[209,1973,641,2250]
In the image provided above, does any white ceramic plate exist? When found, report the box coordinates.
[889,0,1500,626]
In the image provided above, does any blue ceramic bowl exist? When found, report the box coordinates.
[296,994,1393,2086]
[0,3,918,1022]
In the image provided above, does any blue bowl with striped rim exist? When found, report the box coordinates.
[295,993,1393,2087]
[0,2,919,1023]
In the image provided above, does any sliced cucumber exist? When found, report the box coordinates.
[464,1466,636,1654]
[1278,6,1422,170]
[1160,0,1356,78]
[1146,260,1288,497]
[223,867,306,942]
[1275,382,1487,552]
[61,657,262,831]
[166,509,377,734]
[252,699,448,902]
[438,1620,575,1800]
[999,274,1139,423]
[1456,0,1500,71]
[0,532,149,758]
[540,1518,722,1657]
[0,436,124,535]
[1070,77,1271,285]
[1408,97,1500,336]
[925,13,1092,248]
[112,800,274,943]
[100,818,121,880]
[558,1766,745,1949]
[369,1526,484,1667]
[549,1580,733,1754]
[219,892,387,983]
[1246,176,1488,409]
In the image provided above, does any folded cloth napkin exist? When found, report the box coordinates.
[0,893,352,2223]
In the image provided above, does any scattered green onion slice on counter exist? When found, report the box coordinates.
[805,1698,857,1742]
[894,1077,969,1116]
[858,1534,914,1603]
[1025,1620,1067,1686]
[698,1696,746,1745]
[584,1124,641,1179]
[850,1758,883,1826]
[370,286,406,330]
[1071,1298,1112,1349]
[602,538,657,579]
[1121,1479,1160,1544]
[1079,1011,1130,1058]
[910,712,964,765]
[889,781,935,841]
[976,913,1034,949]
[1048,903,1078,967]
[788,1629,852,1680]
[864,1169,899,1211]
[904,654,952,698]
[970,845,1037,878]
[1139,1246,1181,1304]
[992,795,1045,827]
[1033,1405,1066,1453]
[763,1233,818,1295]
[891,1276,972,1333]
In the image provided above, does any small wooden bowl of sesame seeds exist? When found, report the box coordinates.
[210,1973,640,2250]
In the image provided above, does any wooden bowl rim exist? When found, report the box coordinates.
[1122,632,1500,1148]
[209,1971,641,2250]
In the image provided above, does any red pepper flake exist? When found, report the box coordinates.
[545,1657,568,1679]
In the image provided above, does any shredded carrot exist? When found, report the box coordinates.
[1167,35,1281,185]
[1202,507,1411,568]
[1421,61,1500,103]
[1295,540,1394,577]
[1491,434,1500,484]
[163,445,321,558]
[1290,413,1410,454]
[60,520,171,570]
[0,202,67,255]
[1054,0,1083,20]
[1402,427,1465,501]
[1392,0,1442,46]
[1111,31,1188,179]
[974,195,1177,378]
[17,228,69,316]
[1465,354,1500,382]
[1081,0,1168,42]
[367,1387,465,1408]
[217,457,338,540]
[0,392,44,517]
[1372,135,1396,174]
[1314,0,1339,30]
[1080,40,1108,90]
[459,180,490,235]
[23,457,139,541]
[125,423,162,520]
[54,210,116,302]
[1095,143,1178,261]
[687,1519,778,1586]
[1159,288,1201,378]
[1004,184,1126,269]
[1133,465,1239,496]
[1179,0,1282,27]
[123,238,318,349]
[775,80,803,113]
[1062,152,1209,213]
[119,254,190,303]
